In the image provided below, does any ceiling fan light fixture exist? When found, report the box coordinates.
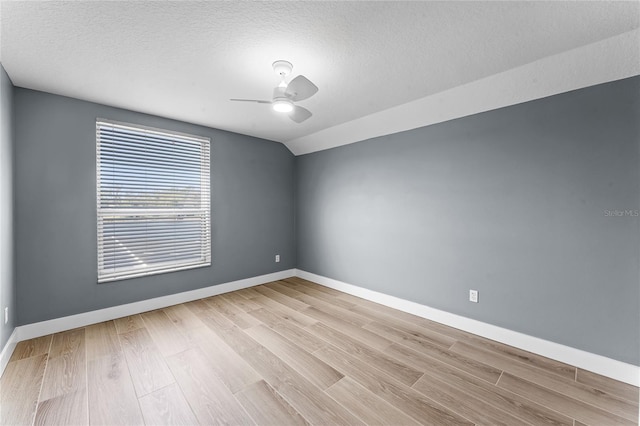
[272,98,294,113]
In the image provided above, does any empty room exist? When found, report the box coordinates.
[0,1,638,425]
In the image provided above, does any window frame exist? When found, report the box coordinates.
[96,118,211,283]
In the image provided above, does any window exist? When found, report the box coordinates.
[96,120,211,282]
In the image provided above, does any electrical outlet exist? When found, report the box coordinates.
[275,254,280,263]
[469,289,479,303]
[4,307,8,324]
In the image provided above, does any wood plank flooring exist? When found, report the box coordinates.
[1,277,638,425]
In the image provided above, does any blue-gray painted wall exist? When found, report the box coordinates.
[6,76,639,366]
[13,88,295,325]
[0,64,15,351]
[296,76,640,365]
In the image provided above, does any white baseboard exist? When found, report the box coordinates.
[295,269,640,387]
[0,328,18,377]
[1,270,290,377]
[15,269,295,345]
[5,267,638,388]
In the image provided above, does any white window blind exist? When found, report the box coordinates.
[96,120,211,282]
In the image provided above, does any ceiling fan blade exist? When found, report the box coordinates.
[230,99,271,104]
[284,75,318,101]
[289,105,312,123]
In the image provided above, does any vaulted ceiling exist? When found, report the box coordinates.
[1,1,638,154]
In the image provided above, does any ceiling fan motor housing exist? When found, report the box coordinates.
[273,87,287,99]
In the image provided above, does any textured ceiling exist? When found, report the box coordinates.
[1,1,639,153]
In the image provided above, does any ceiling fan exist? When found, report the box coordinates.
[230,60,318,123]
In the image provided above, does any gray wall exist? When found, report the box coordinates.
[296,76,640,365]
[8,75,640,366]
[14,88,295,325]
[0,64,15,351]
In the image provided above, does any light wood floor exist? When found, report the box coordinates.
[1,277,638,425]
